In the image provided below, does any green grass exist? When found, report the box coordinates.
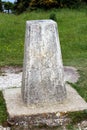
[0,8,87,126]
[0,91,7,125]
[0,9,87,67]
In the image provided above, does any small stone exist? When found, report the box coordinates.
[78,123,82,130]
[0,126,3,130]
[56,112,61,117]
[6,128,10,130]
[81,121,87,127]
[16,123,19,126]
[84,128,87,130]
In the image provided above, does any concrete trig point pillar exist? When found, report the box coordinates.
[22,20,66,105]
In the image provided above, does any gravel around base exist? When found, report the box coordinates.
[0,66,79,90]
[2,66,87,130]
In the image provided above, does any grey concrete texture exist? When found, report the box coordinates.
[0,66,79,90]
[3,84,87,118]
[3,67,87,118]
[3,66,87,126]
[22,20,66,105]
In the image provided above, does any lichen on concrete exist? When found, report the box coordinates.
[22,20,66,105]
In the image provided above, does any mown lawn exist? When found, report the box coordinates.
[0,9,87,67]
[0,8,87,126]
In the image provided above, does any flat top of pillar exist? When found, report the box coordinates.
[26,20,56,25]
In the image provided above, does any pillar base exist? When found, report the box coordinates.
[3,85,87,127]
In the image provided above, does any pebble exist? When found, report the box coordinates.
[0,126,10,130]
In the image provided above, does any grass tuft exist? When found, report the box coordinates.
[0,91,8,125]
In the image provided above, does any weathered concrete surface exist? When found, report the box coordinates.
[0,66,79,90]
[3,84,87,118]
[3,67,86,126]
[22,20,66,105]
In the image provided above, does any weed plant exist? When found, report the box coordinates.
[49,13,57,22]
